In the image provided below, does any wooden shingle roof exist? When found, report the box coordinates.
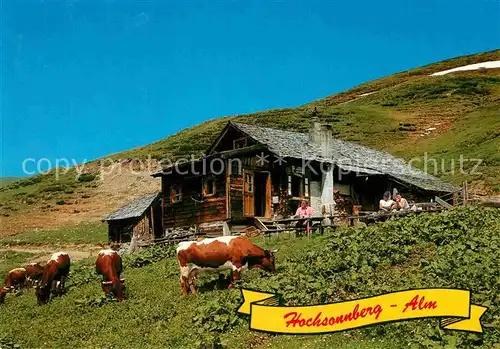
[229,122,458,193]
[102,193,159,221]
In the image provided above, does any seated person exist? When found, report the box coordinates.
[379,191,394,212]
[393,193,410,211]
[293,199,314,233]
[294,199,314,218]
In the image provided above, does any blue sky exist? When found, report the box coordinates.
[1,0,499,177]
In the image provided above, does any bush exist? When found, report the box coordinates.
[41,184,67,193]
[123,245,177,268]
[17,175,43,187]
[0,336,20,349]
[77,173,98,183]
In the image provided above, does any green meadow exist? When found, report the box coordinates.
[0,207,498,349]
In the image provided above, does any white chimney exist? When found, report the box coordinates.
[319,124,333,159]
[308,119,333,160]
[308,120,335,221]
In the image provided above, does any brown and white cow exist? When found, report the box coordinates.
[0,268,27,304]
[36,252,71,305]
[25,262,44,287]
[95,249,124,301]
[176,236,276,295]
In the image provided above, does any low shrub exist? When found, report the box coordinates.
[123,245,177,268]
[77,173,98,183]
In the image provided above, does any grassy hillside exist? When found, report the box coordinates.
[0,250,41,275]
[0,50,499,233]
[0,169,99,213]
[0,163,157,236]
[0,177,22,187]
[0,207,498,348]
[0,221,107,246]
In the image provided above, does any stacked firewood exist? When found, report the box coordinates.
[241,226,261,238]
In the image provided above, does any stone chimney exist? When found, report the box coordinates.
[308,118,322,145]
[308,119,333,160]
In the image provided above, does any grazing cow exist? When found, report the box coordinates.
[95,249,124,301]
[36,252,71,305]
[0,268,27,304]
[176,236,276,295]
[25,262,44,287]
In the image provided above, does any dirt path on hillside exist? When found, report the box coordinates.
[0,245,101,263]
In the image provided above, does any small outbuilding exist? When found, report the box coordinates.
[102,193,162,244]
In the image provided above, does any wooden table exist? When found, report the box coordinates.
[264,216,329,238]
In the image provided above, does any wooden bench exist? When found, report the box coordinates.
[263,207,445,239]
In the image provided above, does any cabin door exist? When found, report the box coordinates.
[243,170,255,217]
[254,171,272,218]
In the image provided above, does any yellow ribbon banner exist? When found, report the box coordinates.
[238,288,488,334]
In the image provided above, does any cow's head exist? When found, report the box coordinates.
[261,249,277,273]
[35,284,51,305]
[27,262,42,269]
[102,279,125,302]
[34,263,44,273]
[27,263,44,279]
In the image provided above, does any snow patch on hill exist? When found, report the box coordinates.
[431,60,500,76]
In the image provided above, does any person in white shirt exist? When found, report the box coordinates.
[393,193,410,211]
[379,191,394,212]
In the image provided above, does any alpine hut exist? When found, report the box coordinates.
[152,120,459,236]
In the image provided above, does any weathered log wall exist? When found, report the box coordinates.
[107,212,154,244]
[229,171,244,221]
[133,214,154,243]
[163,175,227,228]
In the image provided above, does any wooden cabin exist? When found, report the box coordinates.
[102,193,162,243]
[152,120,458,236]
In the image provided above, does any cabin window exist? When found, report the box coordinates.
[287,175,306,197]
[230,159,242,176]
[233,137,247,149]
[170,184,182,203]
[203,177,216,196]
[244,173,254,193]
